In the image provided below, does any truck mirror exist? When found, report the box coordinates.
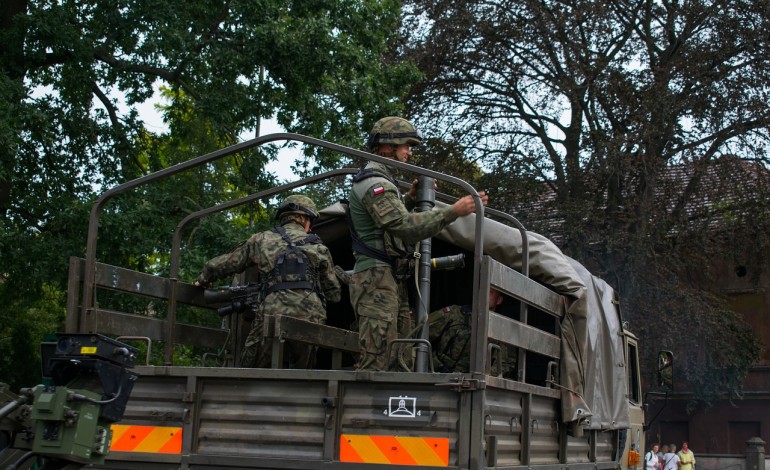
[657,350,674,390]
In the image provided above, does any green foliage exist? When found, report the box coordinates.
[0,284,65,388]
[409,138,484,198]
[404,0,769,405]
[0,0,418,388]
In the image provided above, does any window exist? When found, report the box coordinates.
[626,340,641,404]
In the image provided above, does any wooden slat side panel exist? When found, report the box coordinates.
[565,431,592,463]
[92,261,209,308]
[594,429,617,464]
[487,258,564,319]
[273,315,360,353]
[94,309,228,349]
[488,312,561,359]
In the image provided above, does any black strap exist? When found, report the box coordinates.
[352,167,397,185]
[265,226,315,294]
[351,231,398,269]
[344,194,400,275]
[347,167,413,273]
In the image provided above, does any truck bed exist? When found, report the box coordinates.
[103,365,618,469]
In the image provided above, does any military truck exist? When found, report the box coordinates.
[18,134,648,469]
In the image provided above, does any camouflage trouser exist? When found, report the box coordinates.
[240,313,319,369]
[432,344,514,375]
[350,266,413,371]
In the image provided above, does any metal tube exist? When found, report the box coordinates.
[0,394,27,421]
[414,176,435,373]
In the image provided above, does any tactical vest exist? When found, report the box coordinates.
[348,165,411,272]
[263,225,324,303]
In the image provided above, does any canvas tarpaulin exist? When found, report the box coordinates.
[317,202,628,428]
[433,211,591,424]
[568,258,630,430]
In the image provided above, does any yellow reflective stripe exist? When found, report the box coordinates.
[345,434,390,464]
[398,436,446,466]
[133,426,179,452]
[110,424,182,454]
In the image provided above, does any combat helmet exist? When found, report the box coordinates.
[275,194,319,224]
[366,116,423,150]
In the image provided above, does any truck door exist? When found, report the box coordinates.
[624,336,645,470]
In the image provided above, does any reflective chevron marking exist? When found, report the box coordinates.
[340,434,449,466]
[110,424,183,454]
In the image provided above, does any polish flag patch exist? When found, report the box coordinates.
[372,185,385,195]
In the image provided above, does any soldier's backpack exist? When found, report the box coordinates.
[263,225,324,303]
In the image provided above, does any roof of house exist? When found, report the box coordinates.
[507,156,770,243]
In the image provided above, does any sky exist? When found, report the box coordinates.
[134,88,300,182]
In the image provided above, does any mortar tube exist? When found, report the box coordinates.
[414,176,435,373]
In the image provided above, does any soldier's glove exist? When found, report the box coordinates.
[334,266,351,285]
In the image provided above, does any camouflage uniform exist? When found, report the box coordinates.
[197,219,341,369]
[349,161,459,370]
[428,305,517,377]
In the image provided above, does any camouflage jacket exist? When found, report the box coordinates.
[197,221,341,321]
[349,161,459,272]
[428,304,517,377]
[428,305,474,373]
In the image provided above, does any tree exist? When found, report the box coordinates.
[0,0,419,388]
[402,0,769,404]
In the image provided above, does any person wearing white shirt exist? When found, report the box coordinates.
[663,444,681,470]
[645,443,662,470]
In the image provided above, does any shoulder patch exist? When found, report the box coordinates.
[443,306,451,313]
[372,185,385,195]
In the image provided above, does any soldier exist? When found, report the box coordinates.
[428,288,516,376]
[195,194,341,369]
[348,116,488,371]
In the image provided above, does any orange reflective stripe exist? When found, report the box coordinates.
[340,434,449,466]
[110,425,183,454]
[111,425,154,451]
[158,429,183,454]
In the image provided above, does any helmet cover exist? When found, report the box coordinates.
[275,194,319,224]
[367,116,423,149]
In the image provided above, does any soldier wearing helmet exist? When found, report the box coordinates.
[366,116,424,150]
[348,116,488,371]
[195,194,341,369]
[274,194,320,226]
[428,288,516,376]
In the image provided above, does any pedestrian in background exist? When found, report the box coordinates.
[663,444,680,470]
[678,441,696,470]
[645,443,662,470]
